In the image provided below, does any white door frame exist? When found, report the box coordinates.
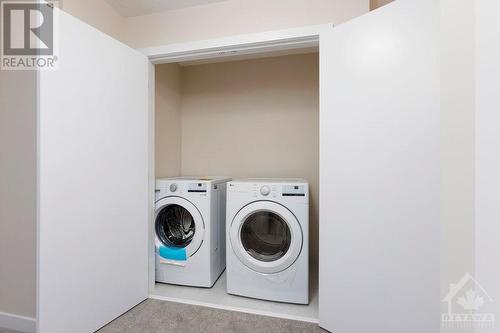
[142,23,329,293]
[140,24,328,64]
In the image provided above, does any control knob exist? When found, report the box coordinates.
[260,185,271,196]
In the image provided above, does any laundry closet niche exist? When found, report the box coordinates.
[153,51,320,321]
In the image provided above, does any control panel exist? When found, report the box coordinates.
[244,182,307,199]
[282,184,306,197]
[188,182,207,193]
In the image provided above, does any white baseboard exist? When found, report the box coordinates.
[0,311,36,333]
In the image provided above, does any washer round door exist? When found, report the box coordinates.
[155,196,205,258]
[230,201,303,274]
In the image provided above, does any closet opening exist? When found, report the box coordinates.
[151,47,319,322]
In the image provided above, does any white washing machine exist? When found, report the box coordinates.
[155,177,230,287]
[226,179,309,304]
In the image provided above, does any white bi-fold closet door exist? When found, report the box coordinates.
[319,0,440,332]
[37,8,150,333]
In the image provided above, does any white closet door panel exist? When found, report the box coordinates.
[38,9,149,333]
[319,0,439,332]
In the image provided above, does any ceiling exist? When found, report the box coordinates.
[105,0,230,17]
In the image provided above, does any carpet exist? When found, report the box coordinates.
[97,299,325,333]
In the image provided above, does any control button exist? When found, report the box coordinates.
[260,185,271,196]
[169,184,177,192]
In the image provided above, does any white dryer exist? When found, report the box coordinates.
[226,179,309,304]
[155,177,230,287]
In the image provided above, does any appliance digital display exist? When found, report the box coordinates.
[282,184,305,197]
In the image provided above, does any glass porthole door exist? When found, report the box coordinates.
[230,201,303,274]
[155,197,204,260]
[240,211,292,262]
[156,204,196,248]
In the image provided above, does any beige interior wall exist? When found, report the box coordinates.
[370,0,394,11]
[155,53,319,261]
[0,70,37,318]
[155,64,183,177]
[125,0,369,48]
[58,0,369,49]
[61,0,127,43]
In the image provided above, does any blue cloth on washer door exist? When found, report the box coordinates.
[159,246,187,261]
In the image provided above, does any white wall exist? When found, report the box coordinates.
[0,70,37,319]
[476,0,500,331]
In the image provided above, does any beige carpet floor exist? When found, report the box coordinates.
[1,299,326,333]
[0,329,19,333]
[97,299,325,333]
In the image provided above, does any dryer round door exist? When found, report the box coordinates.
[155,196,205,258]
[230,201,303,274]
